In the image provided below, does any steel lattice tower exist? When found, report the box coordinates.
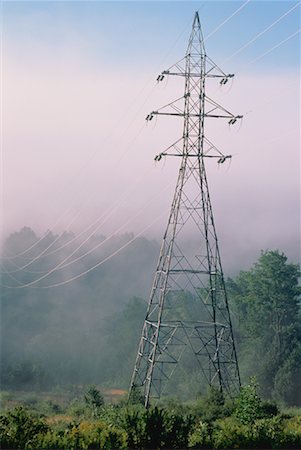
[129,12,242,407]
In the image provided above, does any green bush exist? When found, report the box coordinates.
[32,420,127,450]
[118,405,146,448]
[251,416,284,448]
[188,420,212,448]
[211,417,251,449]
[0,406,48,449]
[163,409,193,448]
[191,386,233,422]
[234,378,264,424]
[281,416,301,448]
[1,399,301,449]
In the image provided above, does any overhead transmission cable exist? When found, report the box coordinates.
[241,28,301,68]
[1,126,152,273]
[1,120,147,261]
[29,209,169,290]
[203,0,252,42]
[1,181,173,288]
[2,163,155,275]
[0,1,244,264]
[221,1,300,64]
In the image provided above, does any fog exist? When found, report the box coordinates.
[2,49,300,271]
[1,2,300,406]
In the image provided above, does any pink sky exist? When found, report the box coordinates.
[2,4,300,271]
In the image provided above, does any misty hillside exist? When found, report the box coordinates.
[1,226,159,309]
[1,228,301,406]
[1,227,159,387]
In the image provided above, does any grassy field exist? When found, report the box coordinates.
[1,387,301,449]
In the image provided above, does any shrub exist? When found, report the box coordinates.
[33,420,127,450]
[234,377,263,424]
[188,420,212,448]
[191,386,232,422]
[118,405,146,448]
[211,417,251,449]
[251,416,284,448]
[163,409,193,449]
[278,416,301,449]
[0,406,48,449]
[84,385,104,418]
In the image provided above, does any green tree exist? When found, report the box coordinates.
[228,250,301,404]
[234,378,263,424]
[84,386,104,418]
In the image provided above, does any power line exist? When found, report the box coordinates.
[242,28,301,68]
[1,181,173,288]
[204,0,252,42]
[1,161,154,274]
[2,209,168,289]
[222,2,300,64]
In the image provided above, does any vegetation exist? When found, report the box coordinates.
[2,231,300,406]
[228,250,301,404]
[1,384,301,449]
[1,229,301,447]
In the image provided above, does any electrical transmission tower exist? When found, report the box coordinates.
[129,12,242,407]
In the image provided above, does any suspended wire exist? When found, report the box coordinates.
[2,207,168,289]
[1,120,147,261]
[241,28,301,68]
[1,123,150,273]
[3,119,297,289]
[221,2,301,64]
[3,164,156,276]
[2,209,84,272]
[1,180,173,288]
[35,209,168,290]
[1,41,294,280]
[204,0,252,42]
[3,120,297,291]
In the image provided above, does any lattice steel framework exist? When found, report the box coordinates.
[129,12,242,407]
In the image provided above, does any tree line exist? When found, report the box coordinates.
[1,227,300,406]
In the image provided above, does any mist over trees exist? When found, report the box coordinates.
[1,227,158,388]
[228,251,301,405]
[1,227,300,406]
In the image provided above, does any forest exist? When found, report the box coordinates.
[1,227,301,448]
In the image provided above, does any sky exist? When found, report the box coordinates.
[1,0,300,273]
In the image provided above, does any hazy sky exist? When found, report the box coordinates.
[1,0,300,271]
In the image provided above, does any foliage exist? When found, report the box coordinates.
[0,406,48,449]
[188,419,212,448]
[118,404,193,449]
[228,250,301,405]
[1,400,301,449]
[190,386,234,422]
[234,378,263,424]
[84,385,104,418]
[1,227,156,390]
[1,229,301,405]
